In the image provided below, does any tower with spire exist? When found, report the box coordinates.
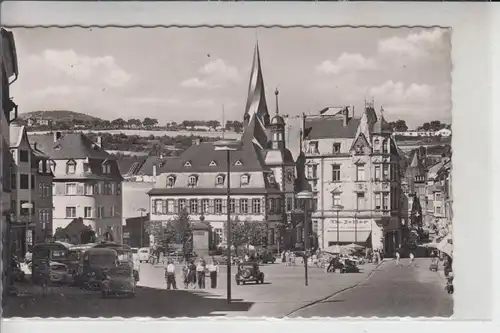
[269,88,286,151]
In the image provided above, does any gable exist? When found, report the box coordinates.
[350,133,371,154]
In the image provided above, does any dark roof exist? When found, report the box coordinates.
[148,187,282,196]
[29,133,115,160]
[158,141,268,174]
[117,156,148,176]
[304,116,361,140]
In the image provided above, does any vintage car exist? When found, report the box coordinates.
[76,248,118,290]
[338,258,360,273]
[235,262,265,285]
[258,252,276,264]
[49,261,70,283]
[101,265,136,298]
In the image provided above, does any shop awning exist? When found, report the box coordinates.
[437,233,453,257]
[327,231,371,243]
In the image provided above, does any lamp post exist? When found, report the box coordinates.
[21,202,33,255]
[214,139,243,304]
[333,204,344,245]
[297,190,314,286]
[138,208,147,248]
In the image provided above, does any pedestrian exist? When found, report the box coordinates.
[281,252,286,264]
[207,260,219,288]
[37,259,50,296]
[409,252,415,267]
[181,262,189,289]
[196,260,206,289]
[395,248,401,267]
[244,253,249,262]
[165,260,177,290]
[188,260,197,288]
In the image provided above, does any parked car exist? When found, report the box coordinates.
[235,262,265,285]
[137,247,150,263]
[49,262,70,283]
[101,265,136,298]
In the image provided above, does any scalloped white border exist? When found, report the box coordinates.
[1,1,497,332]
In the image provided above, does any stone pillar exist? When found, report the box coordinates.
[192,221,210,258]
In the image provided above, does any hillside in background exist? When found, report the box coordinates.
[19,110,104,123]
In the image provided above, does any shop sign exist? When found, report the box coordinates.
[326,219,371,231]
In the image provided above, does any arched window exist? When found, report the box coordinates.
[66,160,76,174]
[166,175,176,187]
[215,174,225,185]
[188,175,198,187]
[382,139,388,154]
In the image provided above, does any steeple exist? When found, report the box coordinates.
[241,41,271,150]
[270,88,285,150]
[243,41,270,127]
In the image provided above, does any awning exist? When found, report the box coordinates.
[326,231,371,243]
[437,234,453,257]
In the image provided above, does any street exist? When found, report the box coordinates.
[3,258,452,318]
[290,258,453,318]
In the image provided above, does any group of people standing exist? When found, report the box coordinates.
[164,258,220,290]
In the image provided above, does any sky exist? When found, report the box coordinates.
[10,27,452,129]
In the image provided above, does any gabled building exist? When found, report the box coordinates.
[148,42,297,253]
[29,132,123,242]
[302,103,404,254]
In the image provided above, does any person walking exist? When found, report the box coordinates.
[395,248,401,267]
[196,260,206,289]
[181,262,189,289]
[188,260,197,289]
[165,260,177,290]
[207,260,220,288]
[409,252,415,267]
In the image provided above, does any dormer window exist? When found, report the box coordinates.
[333,143,341,154]
[83,163,91,173]
[240,174,250,185]
[188,175,198,187]
[209,160,217,167]
[234,160,243,166]
[166,175,176,187]
[101,162,111,174]
[184,161,192,168]
[66,160,76,174]
[308,141,319,154]
[215,174,225,185]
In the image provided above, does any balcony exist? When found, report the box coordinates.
[372,182,390,192]
[354,183,367,192]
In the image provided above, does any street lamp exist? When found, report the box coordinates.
[137,208,147,248]
[21,202,33,255]
[214,139,243,304]
[297,190,314,287]
[333,204,344,245]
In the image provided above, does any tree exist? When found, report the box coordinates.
[145,219,164,246]
[207,120,220,130]
[389,119,408,132]
[142,117,158,127]
[224,216,268,252]
[165,209,193,257]
[127,118,142,127]
[111,118,127,128]
[420,122,431,131]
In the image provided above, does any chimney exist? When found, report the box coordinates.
[153,164,157,178]
[96,136,102,148]
[343,106,350,127]
[53,131,62,142]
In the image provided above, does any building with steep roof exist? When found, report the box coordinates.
[2,27,19,295]
[148,42,298,252]
[302,102,404,254]
[29,131,123,242]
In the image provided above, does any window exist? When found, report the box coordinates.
[356,164,365,181]
[286,197,293,211]
[20,174,29,189]
[383,164,390,181]
[215,175,224,185]
[375,193,381,210]
[332,193,341,207]
[355,144,363,154]
[178,199,186,212]
[38,160,44,173]
[84,206,92,218]
[65,183,77,195]
[252,198,261,214]
[167,176,175,187]
[49,160,56,173]
[84,183,93,195]
[154,200,164,215]
[374,165,381,181]
[188,175,198,187]
[97,206,105,218]
[83,163,91,173]
[43,184,50,198]
[110,182,116,195]
[66,160,76,174]
[383,193,390,210]
[214,228,223,244]
[110,206,116,217]
[357,193,365,210]
[101,163,111,174]
[11,173,16,188]
[201,199,210,214]
[374,138,381,152]
[382,139,388,154]
[331,164,341,182]
[19,150,29,162]
[308,141,319,154]
[435,205,442,214]
[31,175,35,189]
[38,183,43,196]
[214,199,223,214]
[435,193,442,201]
[240,174,250,185]
[240,199,249,214]
[333,143,341,154]
[190,199,198,214]
[229,199,236,213]
[66,206,76,218]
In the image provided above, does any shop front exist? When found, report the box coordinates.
[322,217,373,248]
